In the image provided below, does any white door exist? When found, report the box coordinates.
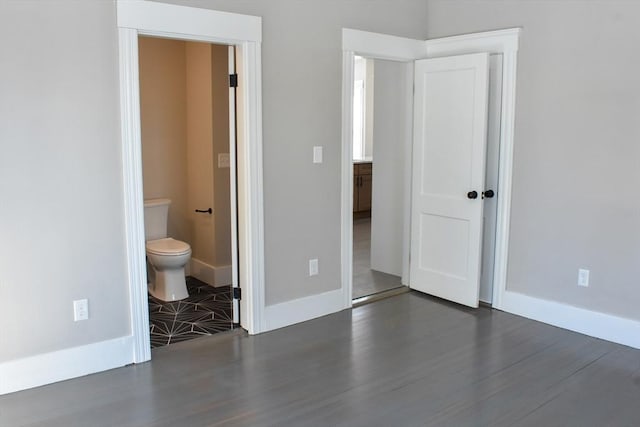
[228,45,240,324]
[479,54,504,304]
[409,53,490,308]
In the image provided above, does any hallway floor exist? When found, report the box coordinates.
[353,217,403,299]
[148,277,232,348]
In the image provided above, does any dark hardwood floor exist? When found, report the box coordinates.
[1,292,639,426]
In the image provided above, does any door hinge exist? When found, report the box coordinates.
[229,73,238,88]
[233,287,241,300]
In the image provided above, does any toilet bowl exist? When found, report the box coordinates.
[143,198,191,302]
[146,238,192,301]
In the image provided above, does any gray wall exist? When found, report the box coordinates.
[0,0,428,365]
[157,0,430,305]
[426,0,640,321]
[370,59,410,277]
[2,0,637,374]
[0,1,130,362]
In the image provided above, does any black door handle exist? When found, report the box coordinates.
[482,190,495,199]
[467,191,478,199]
[195,208,212,214]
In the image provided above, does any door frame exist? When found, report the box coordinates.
[117,1,265,363]
[340,28,520,310]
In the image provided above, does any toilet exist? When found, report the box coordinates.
[144,198,192,301]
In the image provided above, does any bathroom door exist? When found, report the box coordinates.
[228,45,240,324]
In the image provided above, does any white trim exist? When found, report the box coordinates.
[341,31,425,310]
[423,29,520,310]
[117,1,265,361]
[401,63,415,285]
[342,28,427,61]
[491,50,518,310]
[228,45,240,324]
[235,41,266,334]
[501,291,640,350]
[0,336,134,395]
[265,289,344,331]
[425,30,520,310]
[341,50,355,310]
[425,28,520,58]
[190,259,232,287]
[340,28,521,309]
[118,27,150,363]
[117,0,261,43]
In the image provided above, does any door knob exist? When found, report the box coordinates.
[482,189,495,199]
[195,208,212,214]
[467,191,478,199]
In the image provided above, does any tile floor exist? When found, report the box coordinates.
[352,217,404,299]
[148,277,233,348]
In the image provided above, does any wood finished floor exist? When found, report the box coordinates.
[2,292,639,426]
[352,217,403,299]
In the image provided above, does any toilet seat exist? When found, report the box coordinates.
[146,238,191,256]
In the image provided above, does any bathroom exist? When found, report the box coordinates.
[138,36,234,347]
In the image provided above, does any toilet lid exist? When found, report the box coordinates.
[146,238,191,256]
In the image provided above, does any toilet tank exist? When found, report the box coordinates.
[144,198,171,241]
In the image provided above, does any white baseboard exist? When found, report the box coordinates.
[499,290,640,350]
[0,335,134,395]
[190,258,232,287]
[265,288,345,332]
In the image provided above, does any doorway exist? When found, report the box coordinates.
[341,28,520,311]
[138,37,237,348]
[351,56,407,302]
[118,1,265,364]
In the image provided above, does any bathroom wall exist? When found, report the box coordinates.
[211,46,232,268]
[185,42,215,267]
[139,37,190,245]
[140,38,232,283]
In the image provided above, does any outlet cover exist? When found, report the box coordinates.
[578,269,589,287]
[309,258,319,276]
[73,299,89,321]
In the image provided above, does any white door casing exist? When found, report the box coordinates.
[228,45,240,324]
[342,28,520,309]
[118,1,265,363]
[479,54,504,303]
[409,53,490,308]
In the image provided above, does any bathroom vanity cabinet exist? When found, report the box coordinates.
[353,162,372,215]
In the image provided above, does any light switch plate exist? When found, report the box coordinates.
[309,258,319,276]
[218,153,230,168]
[313,146,323,164]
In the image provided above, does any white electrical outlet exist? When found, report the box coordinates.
[578,269,590,287]
[309,258,319,276]
[73,299,89,321]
